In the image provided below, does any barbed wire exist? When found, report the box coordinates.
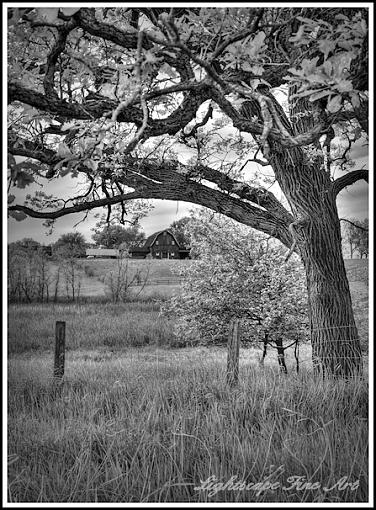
[310,340,359,344]
[310,324,360,331]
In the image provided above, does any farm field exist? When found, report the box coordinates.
[7,259,369,353]
[7,258,369,503]
[82,258,191,286]
[44,258,192,300]
[81,257,368,283]
[69,257,369,300]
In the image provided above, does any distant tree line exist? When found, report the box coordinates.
[7,224,149,303]
[8,236,87,303]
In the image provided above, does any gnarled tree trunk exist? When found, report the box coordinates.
[270,144,363,377]
[299,203,363,377]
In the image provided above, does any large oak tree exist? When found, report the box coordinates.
[7,7,369,376]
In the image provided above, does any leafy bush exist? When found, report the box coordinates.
[162,214,309,349]
[83,265,95,277]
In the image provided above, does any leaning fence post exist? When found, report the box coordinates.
[54,321,66,381]
[226,319,240,387]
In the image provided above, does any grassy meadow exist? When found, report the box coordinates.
[7,259,370,503]
[78,258,190,298]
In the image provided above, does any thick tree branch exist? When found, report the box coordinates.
[9,79,332,148]
[8,141,293,248]
[9,192,142,219]
[7,132,292,226]
[9,177,293,249]
[192,164,293,224]
[43,20,76,99]
[8,132,58,165]
[8,81,212,139]
[331,169,368,196]
[74,8,148,50]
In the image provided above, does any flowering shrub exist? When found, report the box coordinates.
[162,214,309,349]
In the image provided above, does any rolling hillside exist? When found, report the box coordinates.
[73,258,369,299]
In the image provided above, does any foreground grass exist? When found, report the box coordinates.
[8,349,368,503]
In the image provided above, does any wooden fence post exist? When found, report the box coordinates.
[227,319,240,387]
[54,321,66,381]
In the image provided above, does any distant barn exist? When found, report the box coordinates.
[130,230,190,259]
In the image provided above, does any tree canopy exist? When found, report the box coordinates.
[7,7,368,238]
[53,231,87,257]
[91,221,145,248]
[7,7,369,376]
[169,217,192,248]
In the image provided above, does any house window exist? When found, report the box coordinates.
[171,240,175,245]
[170,252,174,257]
[156,240,159,245]
[156,252,160,256]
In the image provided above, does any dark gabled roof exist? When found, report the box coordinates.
[142,229,181,249]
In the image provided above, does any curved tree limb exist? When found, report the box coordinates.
[8,131,292,228]
[43,20,77,99]
[331,169,368,196]
[192,164,293,224]
[9,77,332,148]
[7,134,294,248]
[9,176,293,249]
[339,218,368,232]
[73,8,147,50]
[8,81,213,138]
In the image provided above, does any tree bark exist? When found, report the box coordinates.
[270,145,363,377]
[301,229,363,377]
[260,332,268,366]
[275,337,288,374]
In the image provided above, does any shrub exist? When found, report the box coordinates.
[83,265,95,277]
[162,214,309,353]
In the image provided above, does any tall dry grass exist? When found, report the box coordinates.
[7,303,174,354]
[8,348,368,503]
